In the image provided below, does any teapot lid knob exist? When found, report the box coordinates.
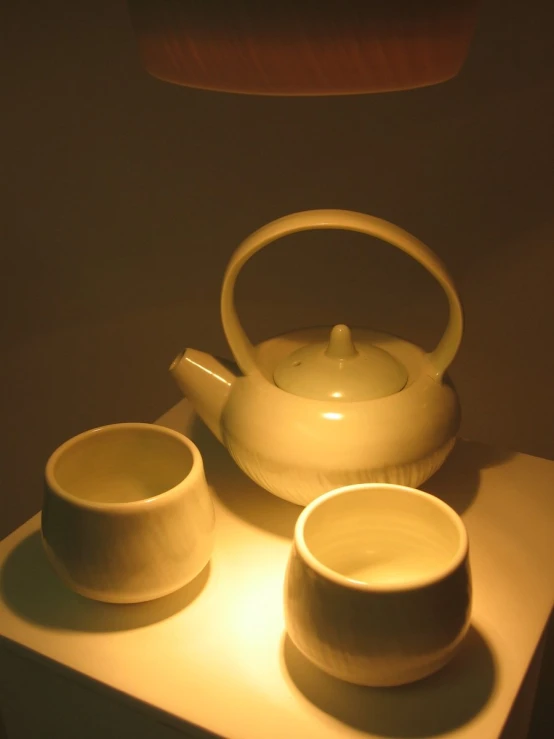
[324,324,358,359]
[273,324,408,401]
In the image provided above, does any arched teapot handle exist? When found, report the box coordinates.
[221,209,463,381]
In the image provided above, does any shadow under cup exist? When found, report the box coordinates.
[42,423,215,604]
[284,484,472,687]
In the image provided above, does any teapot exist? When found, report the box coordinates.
[170,210,462,506]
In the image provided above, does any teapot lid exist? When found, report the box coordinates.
[273,324,408,401]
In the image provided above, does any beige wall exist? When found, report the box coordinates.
[2,0,554,539]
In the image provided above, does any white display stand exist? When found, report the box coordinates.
[1,400,553,739]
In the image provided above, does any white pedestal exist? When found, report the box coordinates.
[1,401,553,739]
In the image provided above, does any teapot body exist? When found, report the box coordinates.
[171,210,465,506]
[220,328,460,506]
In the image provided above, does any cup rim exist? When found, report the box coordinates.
[44,422,204,512]
[294,483,469,592]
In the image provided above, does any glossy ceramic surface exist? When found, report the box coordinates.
[41,423,215,603]
[284,483,472,687]
[171,209,463,506]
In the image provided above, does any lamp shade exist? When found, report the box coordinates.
[127,1,481,95]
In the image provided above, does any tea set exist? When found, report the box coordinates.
[41,209,471,688]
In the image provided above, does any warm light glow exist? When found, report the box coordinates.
[222,545,287,697]
[322,412,343,420]
[128,2,481,95]
[330,392,343,399]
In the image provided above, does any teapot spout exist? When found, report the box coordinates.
[169,349,235,443]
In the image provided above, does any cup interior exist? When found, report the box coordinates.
[48,425,195,504]
[300,485,466,589]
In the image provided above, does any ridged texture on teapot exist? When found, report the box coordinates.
[225,437,456,506]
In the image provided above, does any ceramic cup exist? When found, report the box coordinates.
[284,483,471,686]
[42,423,215,604]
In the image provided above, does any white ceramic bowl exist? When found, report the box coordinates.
[42,423,215,603]
[284,483,471,686]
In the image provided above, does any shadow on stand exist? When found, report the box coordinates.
[281,625,496,737]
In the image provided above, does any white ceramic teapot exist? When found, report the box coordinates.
[170,210,463,506]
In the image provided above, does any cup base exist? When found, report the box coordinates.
[288,626,469,687]
[42,536,211,605]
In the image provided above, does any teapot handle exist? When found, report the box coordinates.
[221,210,463,381]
